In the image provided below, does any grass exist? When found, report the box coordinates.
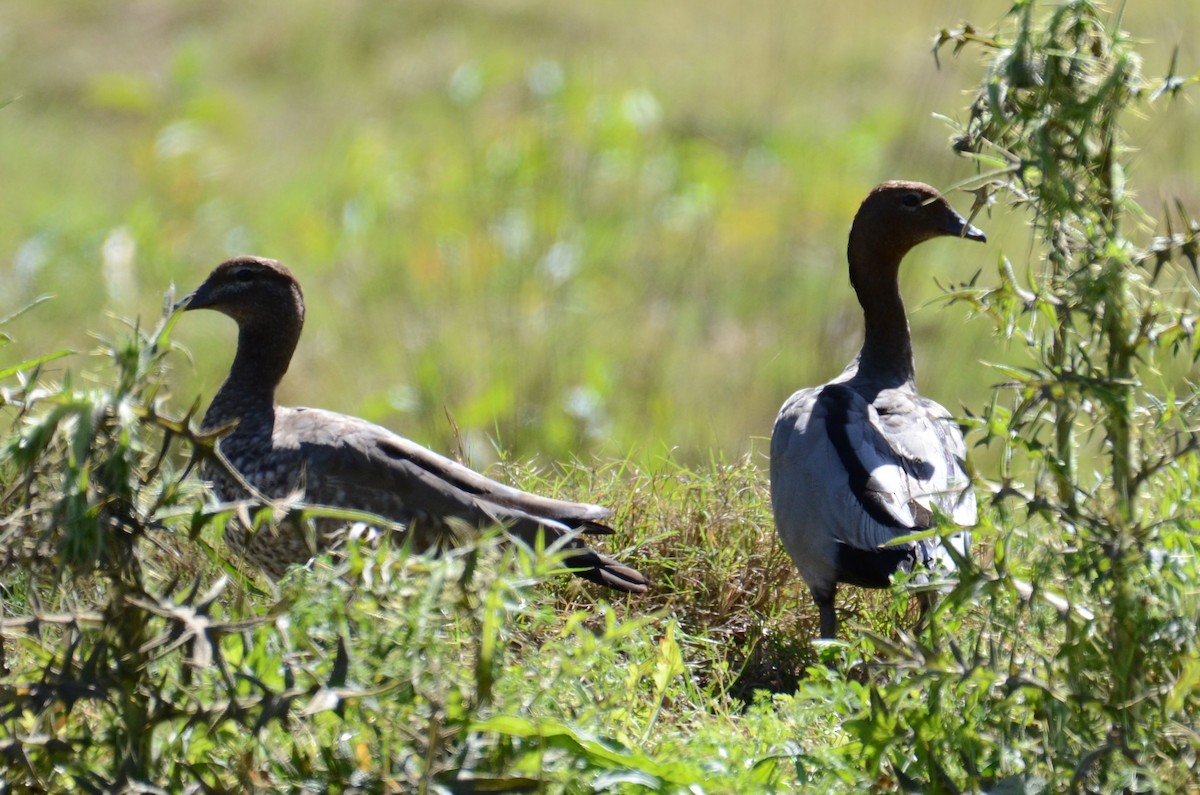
[0,316,865,789]
[1,0,1192,471]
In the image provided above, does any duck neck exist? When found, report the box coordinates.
[857,283,915,386]
[203,317,300,431]
[848,239,916,388]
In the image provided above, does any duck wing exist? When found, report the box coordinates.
[876,392,977,527]
[277,407,646,592]
[771,383,973,561]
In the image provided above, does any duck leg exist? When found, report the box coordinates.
[812,583,838,639]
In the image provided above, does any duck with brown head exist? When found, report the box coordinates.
[769,181,986,639]
[176,256,648,593]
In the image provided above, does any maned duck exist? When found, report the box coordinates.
[770,181,985,638]
[176,256,647,593]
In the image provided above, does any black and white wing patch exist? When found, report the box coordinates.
[814,384,936,547]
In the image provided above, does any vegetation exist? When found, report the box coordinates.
[1,1,1198,792]
[10,0,1196,469]
[854,3,1200,790]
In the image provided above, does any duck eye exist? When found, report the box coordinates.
[901,193,921,208]
[234,268,255,283]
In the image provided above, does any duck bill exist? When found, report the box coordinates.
[173,287,211,313]
[944,211,987,242]
[960,222,987,242]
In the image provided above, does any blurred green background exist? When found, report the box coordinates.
[2,1,1196,468]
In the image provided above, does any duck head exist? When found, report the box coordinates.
[176,256,306,329]
[847,181,986,289]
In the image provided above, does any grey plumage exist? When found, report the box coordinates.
[177,256,647,593]
[770,181,985,638]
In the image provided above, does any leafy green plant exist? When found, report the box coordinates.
[0,302,828,792]
[843,2,1200,791]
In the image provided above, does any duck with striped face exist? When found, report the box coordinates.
[176,256,648,593]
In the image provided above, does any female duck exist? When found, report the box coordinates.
[177,257,647,592]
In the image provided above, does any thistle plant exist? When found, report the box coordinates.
[845,2,1200,791]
